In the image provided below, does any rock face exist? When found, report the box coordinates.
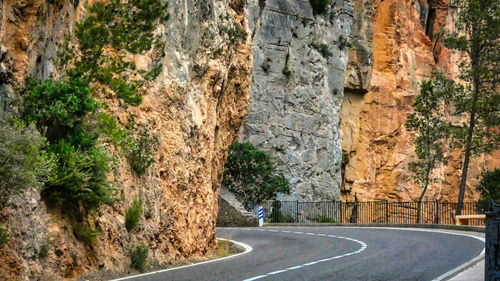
[0,0,252,279]
[242,0,353,201]
[340,0,500,202]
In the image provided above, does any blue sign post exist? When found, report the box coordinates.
[258,206,264,227]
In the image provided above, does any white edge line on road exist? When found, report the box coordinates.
[110,238,253,281]
[300,226,485,281]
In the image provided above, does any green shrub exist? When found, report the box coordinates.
[127,129,156,176]
[39,239,52,259]
[221,26,248,44]
[282,67,292,77]
[221,141,290,210]
[0,227,8,249]
[125,198,143,232]
[477,168,500,212]
[21,78,95,145]
[73,224,98,244]
[310,0,331,15]
[130,245,149,271]
[338,35,351,50]
[317,215,336,223]
[43,141,115,211]
[0,118,54,204]
[311,42,332,58]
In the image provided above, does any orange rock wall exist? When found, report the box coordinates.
[341,0,500,202]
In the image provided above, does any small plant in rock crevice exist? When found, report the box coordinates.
[130,244,149,271]
[0,227,8,249]
[125,198,143,232]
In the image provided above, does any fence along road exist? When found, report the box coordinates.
[262,200,484,226]
[117,226,484,281]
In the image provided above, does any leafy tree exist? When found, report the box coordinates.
[441,0,500,215]
[405,73,456,223]
[476,168,500,212]
[221,141,290,210]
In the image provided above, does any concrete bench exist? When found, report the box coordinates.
[455,214,486,225]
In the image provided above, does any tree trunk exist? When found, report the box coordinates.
[456,67,480,216]
[417,159,432,223]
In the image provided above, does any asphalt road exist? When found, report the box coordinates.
[119,227,484,281]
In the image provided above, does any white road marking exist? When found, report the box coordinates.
[243,275,266,281]
[110,238,253,281]
[286,265,304,270]
[267,269,287,275]
[242,229,368,281]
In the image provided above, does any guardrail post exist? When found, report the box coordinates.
[385,200,389,223]
[258,206,264,227]
[296,200,299,223]
[485,200,500,281]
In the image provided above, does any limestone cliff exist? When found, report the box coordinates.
[0,0,251,279]
[242,0,353,201]
[341,0,500,202]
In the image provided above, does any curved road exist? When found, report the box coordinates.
[119,227,484,281]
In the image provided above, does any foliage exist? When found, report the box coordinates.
[222,142,290,210]
[221,26,247,44]
[125,198,143,232]
[311,42,332,58]
[127,129,157,176]
[66,0,169,105]
[282,67,292,77]
[43,141,115,211]
[317,215,336,223]
[310,0,331,15]
[0,118,54,205]
[440,0,500,214]
[405,73,457,222]
[476,169,500,212]
[21,78,95,145]
[130,244,149,271]
[0,227,7,249]
[73,224,98,244]
[39,239,52,259]
[338,35,351,50]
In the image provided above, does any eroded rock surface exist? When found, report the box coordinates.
[0,0,252,279]
[242,0,353,201]
[340,0,500,202]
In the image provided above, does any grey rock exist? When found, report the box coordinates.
[243,0,353,201]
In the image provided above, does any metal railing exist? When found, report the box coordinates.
[485,200,500,281]
[261,200,484,226]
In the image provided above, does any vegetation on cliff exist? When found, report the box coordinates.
[222,141,289,210]
[0,0,169,251]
